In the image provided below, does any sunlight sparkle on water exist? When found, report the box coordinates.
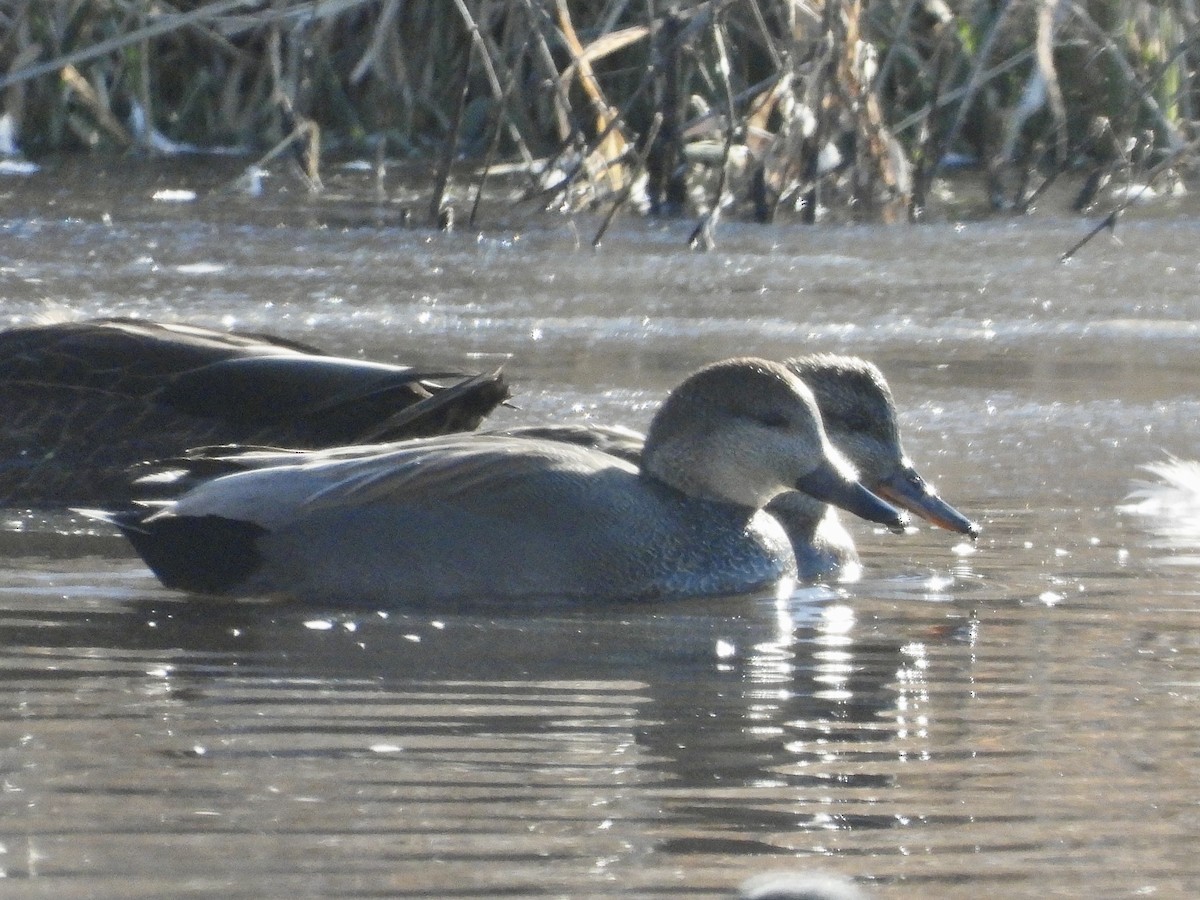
[174,262,226,275]
[151,188,196,202]
[818,604,855,637]
[924,574,954,592]
[0,159,39,175]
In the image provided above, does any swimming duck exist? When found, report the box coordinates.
[503,354,978,580]
[778,354,978,574]
[94,358,908,605]
[0,318,508,507]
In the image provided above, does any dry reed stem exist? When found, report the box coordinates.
[0,0,256,92]
[554,0,632,194]
[453,0,537,171]
[687,16,736,249]
[60,64,132,147]
[1066,1,1188,150]
[0,0,1192,230]
[1061,130,1200,261]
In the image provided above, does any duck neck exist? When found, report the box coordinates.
[764,490,827,541]
[640,442,777,512]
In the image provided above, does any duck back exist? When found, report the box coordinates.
[0,319,507,506]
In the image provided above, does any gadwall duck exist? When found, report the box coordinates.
[503,355,978,580]
[94,358,908,604]
[775,354,978,575]
[0,318,508,507]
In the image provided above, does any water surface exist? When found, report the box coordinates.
[1,158,1199,898]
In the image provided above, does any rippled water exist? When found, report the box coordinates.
[2,158,1200,898]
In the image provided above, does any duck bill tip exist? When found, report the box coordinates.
[875,471,980,537]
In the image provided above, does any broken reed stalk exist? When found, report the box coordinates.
[592,112,661,248]
[687,13,738,250]
[429,34,472,227]
[468,12,535,227]
[453,0,538,173]
[1060,131,1200,262]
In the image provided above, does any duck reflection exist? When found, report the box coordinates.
[634,592,960,853]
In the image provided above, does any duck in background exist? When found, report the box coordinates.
[503,354,979,581]
[780,354,978,575]
[89,358,909,605]
[0,317,508,507]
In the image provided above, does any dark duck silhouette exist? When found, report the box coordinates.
[0,318,508,507]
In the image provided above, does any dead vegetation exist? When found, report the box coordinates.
[0,0,1196,231]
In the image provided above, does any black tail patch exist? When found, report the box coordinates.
[112,510,267,595]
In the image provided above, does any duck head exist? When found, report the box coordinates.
[641,357,908,532]
[789,354,980,538]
